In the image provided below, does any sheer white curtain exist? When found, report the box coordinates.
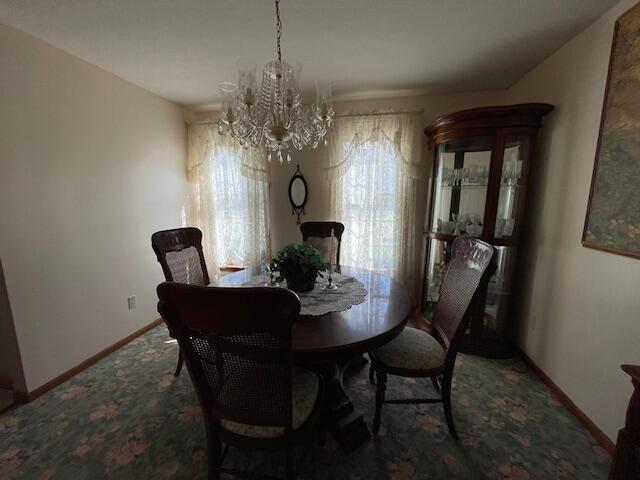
[325,112,423,298]
[186,123,270,280]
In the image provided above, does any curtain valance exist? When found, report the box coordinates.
[187,123,269,183]
[325,112,424,181]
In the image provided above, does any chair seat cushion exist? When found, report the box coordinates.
[372,327,445,371]
[220,367,320,439]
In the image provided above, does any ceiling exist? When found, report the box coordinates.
[0,0,618,107]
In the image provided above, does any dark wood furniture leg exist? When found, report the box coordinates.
[609,365,640,479]
[430,376,440,392]
[321,359,372,453]
[206,428,222,480]
[368,364,375,384]
[174,347,184,377]
[373,370,387,435]
[441,372,457,439]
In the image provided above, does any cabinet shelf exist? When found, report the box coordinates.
[427,231,516,246]
[438,183,523,189]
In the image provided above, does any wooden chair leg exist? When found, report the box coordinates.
[442,376,458,439]
[372,370,387,435]
[174,348,184,377]
[317,423,326,446]
[285,443,295,480]
[206,431,222,480]
[430,376,440,392]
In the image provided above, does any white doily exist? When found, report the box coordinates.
[241,272,368,316]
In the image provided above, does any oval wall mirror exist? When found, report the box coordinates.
[290,178,306,207]
[288,165,308,224]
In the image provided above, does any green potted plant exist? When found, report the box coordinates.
[273,243,327,293]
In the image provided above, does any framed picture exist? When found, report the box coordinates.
[582,1,640,259]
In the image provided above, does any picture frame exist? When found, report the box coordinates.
[582,1,640,259]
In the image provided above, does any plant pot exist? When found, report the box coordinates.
[274,242,326,293]
[284,273,317,293]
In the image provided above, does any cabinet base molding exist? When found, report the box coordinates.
[459,335,512,359]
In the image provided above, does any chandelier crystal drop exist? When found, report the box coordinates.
[218,0,334,164]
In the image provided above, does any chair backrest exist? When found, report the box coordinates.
[157,282,301,432]
[151,227,210,286]
[432,237,494,354]
[300,221,345,266]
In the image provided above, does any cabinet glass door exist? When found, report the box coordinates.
[423,238,449,312]
[431,137,493,237]
[483,245,517,338]
[495,135,531,239]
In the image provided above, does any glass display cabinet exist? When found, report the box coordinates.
[421,104,553,358]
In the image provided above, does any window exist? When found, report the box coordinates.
[338,139,400,274]
[187,123,270,275]
[210,147,250,267]
[326,113,422,294]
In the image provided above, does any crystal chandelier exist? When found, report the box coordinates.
[218,0,335,164]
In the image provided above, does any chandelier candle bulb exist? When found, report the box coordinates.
[218,0,334,158]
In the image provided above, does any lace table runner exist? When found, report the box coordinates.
[241,272,368,316]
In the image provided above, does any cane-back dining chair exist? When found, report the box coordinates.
[151,227,210,376]
[369,236,495,439]
[157,283,323,480]
[300,221,344,267]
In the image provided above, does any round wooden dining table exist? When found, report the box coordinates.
[214,266,413,452]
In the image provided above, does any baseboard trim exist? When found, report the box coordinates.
[514,345,615,455]
[14,318,163,404]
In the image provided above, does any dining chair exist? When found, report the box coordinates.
[368,236,495,439]
[300,221,345,266]
[151,227,210,376]
[157,283,324,480]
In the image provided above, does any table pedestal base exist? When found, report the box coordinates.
[322,356,371,453]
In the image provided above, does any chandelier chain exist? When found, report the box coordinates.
[218,0,334,157]
[275,0,282,63]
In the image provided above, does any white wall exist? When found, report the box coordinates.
[505,0,640,441]
[0,23,188,392]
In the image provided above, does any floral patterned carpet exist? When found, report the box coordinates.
[0,326,611,479]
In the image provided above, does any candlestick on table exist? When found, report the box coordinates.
[324,229,338,290]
